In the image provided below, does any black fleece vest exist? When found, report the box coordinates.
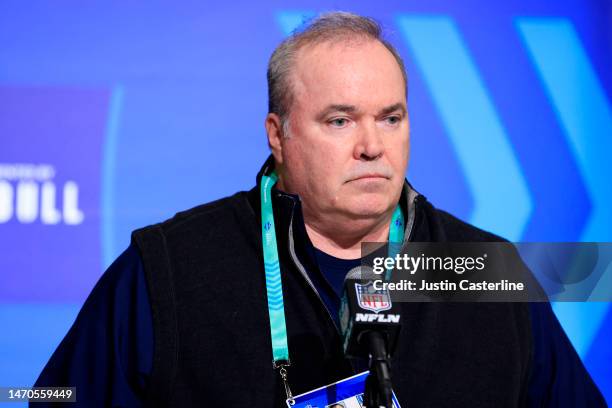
[132,177,532,407]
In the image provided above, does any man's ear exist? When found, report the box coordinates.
[265,113,284,165]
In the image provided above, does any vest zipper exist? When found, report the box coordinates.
[287,215,340,332]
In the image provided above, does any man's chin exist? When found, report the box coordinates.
[341,200,394,220]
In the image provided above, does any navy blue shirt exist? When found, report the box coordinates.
[35,244,605,406]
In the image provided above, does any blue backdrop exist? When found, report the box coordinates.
[1,1,611,404]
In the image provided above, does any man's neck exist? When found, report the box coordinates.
[304,213,392,260]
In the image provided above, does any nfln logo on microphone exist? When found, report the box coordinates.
[355,282,392,313]
[355,282,400,323]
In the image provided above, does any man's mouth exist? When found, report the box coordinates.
[351,174,388,181]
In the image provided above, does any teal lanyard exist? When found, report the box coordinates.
[260,171,290,364]
[260,170,404,399]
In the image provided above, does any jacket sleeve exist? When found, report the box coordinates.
[32,245,154,407]
[527,302,607,407]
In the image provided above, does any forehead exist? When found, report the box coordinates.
[290,39,406,112]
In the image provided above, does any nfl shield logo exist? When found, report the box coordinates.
[355,282,392,313]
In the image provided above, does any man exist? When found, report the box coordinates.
[35,12,605,407]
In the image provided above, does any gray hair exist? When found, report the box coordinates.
[267,11,408,137]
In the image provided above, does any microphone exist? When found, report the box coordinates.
[339,266,402,358]
[339,266,401,407]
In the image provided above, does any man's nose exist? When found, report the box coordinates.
[354,120,384,161]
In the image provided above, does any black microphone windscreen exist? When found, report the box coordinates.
[344,265,376,282]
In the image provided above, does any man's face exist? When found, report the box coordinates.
[276,39,409,223]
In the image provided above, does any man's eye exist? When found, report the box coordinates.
[329,118,349,127]
[385,116,401,125]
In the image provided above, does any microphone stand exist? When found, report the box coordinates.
[362,331,394,408]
